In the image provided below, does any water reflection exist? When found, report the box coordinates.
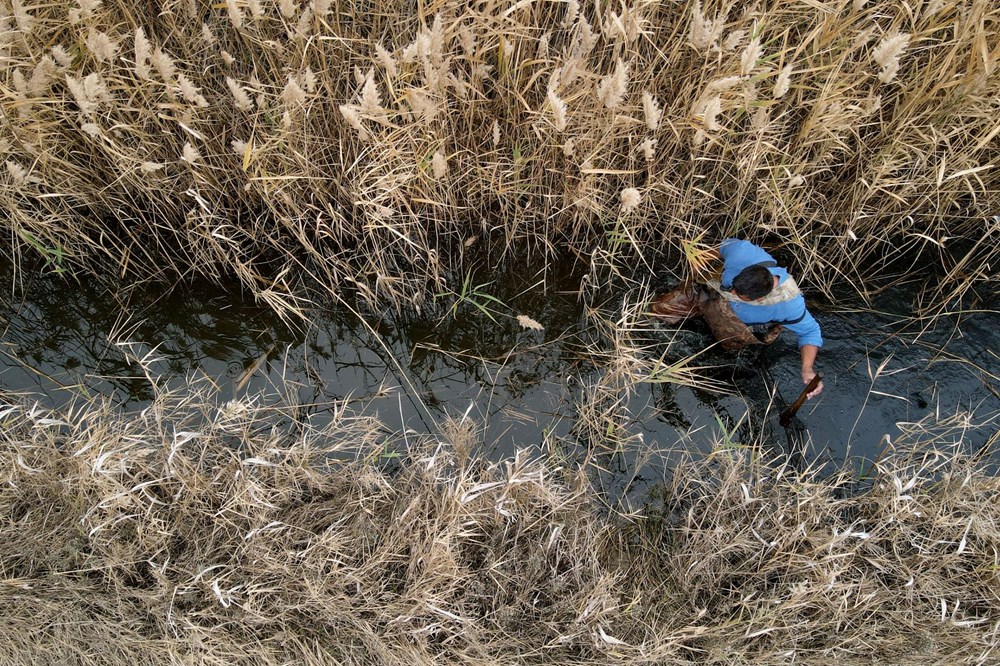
[0,260,591,456]
[1,272,283,404]
[1,261,997,479]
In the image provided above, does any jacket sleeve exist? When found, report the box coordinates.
[783,307,823,348]
[718,238,743,262]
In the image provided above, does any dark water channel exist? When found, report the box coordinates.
[2,260,998,493]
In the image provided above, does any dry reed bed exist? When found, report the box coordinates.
[1,0,998,314]
[1,388,998,664]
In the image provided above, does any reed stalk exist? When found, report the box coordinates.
[0,0,995,317]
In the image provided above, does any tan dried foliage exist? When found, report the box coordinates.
[0,389,997,663]
[0,0,995,318]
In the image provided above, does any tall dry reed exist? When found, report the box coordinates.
[1,0,998,315]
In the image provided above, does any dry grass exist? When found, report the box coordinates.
[568,284,731,455]
[1,384,998,664]
[0,0,997,316]
[3,2,998,661]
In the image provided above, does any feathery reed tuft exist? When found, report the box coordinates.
[597,59,629,109]
[873,31,911,84]
[620,187,641,214]
[0,0,995,320]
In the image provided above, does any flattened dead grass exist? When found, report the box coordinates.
[1,388,997,664]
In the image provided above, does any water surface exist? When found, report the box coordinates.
[2,261,997,491]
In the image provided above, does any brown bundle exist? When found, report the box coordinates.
[648,282,706,323]
[650,283,781,351]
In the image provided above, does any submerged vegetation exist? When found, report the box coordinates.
[1,388,998,664]
[0,0,997,315]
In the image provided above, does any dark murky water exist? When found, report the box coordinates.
[2,259,997,493]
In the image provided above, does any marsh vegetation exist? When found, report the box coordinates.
[2,389,999,664]
[2,0,1000,662]
[2,0,997,313]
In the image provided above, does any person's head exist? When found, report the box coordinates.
[731,265,774,300]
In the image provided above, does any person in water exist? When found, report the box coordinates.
[715,238,823,398]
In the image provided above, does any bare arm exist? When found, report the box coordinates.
[800,344,823,398]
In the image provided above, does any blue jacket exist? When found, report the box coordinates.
[719,239,823,348]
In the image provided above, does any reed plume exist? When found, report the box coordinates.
[873,32,911,84]
[0,0,995,322]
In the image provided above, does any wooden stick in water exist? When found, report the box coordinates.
[779,372,823,427]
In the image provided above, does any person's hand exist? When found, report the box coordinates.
[802,369,824,398]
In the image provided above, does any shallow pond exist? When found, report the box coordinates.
[2,258,997,495]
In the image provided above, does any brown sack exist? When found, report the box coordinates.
[649,282,705,324]
[701,298,782,351]
[651,283,782,350]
